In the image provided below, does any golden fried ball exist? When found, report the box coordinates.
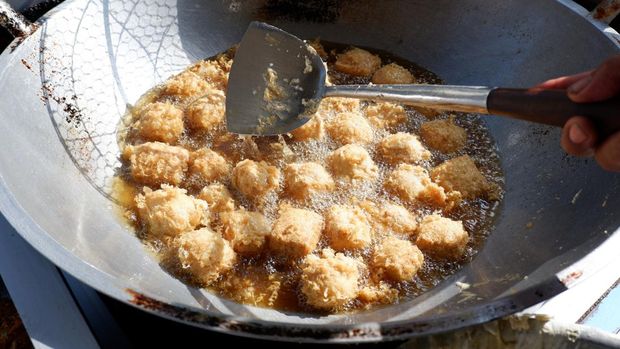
[324,205,372,251]
[174,227,236,285]
[371,63,415,84]
[328,144,378,182]
[334,47,381,76]
[416,214,469,259]
[133,102,184,143]
[377,132,431,165]
[136,185,208,238]
[300,249,360,309]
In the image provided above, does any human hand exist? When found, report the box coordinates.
[536,55,620,172]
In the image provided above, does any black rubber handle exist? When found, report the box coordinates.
[487,88,620,139]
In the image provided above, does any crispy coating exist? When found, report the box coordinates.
[328,144,378,182]
[384,164,448,206]
[420,117,467,153]
[358,282,399,305]
[174,227,236,285]
[324,205,372,251]
[414,106,442,118]
[133,102,184,143]
[125,142,189,186]
[377,132,431,165]
[136,185,208,238]
[431,155,491,199]
[364,102,407,130]
[308,38,328,60]
[163,71,210,99]
[198,183,235,220]
[185,90,226,131]
[216,266,285,307]
[269,206,323,258]
[372,236,424,281]
[290,115,325,141]
[284,162,335,200]
[188,149,231,185]
[371,63,415,84]
[416,214,468,259]
[300,249,360,309]
[220,209,271,255]
[359,200,418,236]
[327,112,374,145]
[334,47,381,76]
[188,58,229,91]
[317,97,361,115]
[231,160,281,200]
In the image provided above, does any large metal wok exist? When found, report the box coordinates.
[0,0,619,343]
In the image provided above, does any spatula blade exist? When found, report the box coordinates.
[225,21,326,135]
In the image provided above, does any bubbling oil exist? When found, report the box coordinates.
[113,42,504,314]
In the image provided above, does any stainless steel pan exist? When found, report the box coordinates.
[0,0,619,343]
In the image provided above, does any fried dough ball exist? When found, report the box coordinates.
[419,117,467,153]
[364,102,407,130]
[220,209,271,255]
[372,236,424,281]
[308,38,328,60]
[359,200,418,236]
[163,70,210,99]
[384,164,447,206]
[317,97,361,115]
[133,102,184,143]
[188,149,231,185]
[416,214,468,259]
[371,63,415,84]
[262,139,296,165]
[290,115,325,141]
[188,59,229,91]
[198,183,235,219]
[327,112,374,145]
[284,162,335,200]
[324,205,372,251]
[414,106,442,118]
[136,185,208,238]
[300,249,360,310]
[358,282,399,305]
[377,132,431,165]
[216,266,285,307]
[328,144,378,182]
[185,90,226,131]
[269,206,323,258]
[334,47,381,76]
[173,227,236,285]
[125,142,189,186]
[231,160,281,201]
[431,155,491,199]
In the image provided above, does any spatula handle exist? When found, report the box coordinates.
[487,88,620,139]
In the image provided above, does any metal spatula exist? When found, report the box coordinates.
[226,21,620,137]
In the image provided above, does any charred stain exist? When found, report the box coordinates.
[20,58,32,71]
[40,83,86,128]
[125,278,565,341]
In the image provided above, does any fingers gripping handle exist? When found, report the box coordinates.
[487,88,620,139]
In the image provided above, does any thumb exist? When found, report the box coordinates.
[568,55,620,103]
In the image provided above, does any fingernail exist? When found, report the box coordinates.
[568,75,592,94]
[569,124,588,144]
